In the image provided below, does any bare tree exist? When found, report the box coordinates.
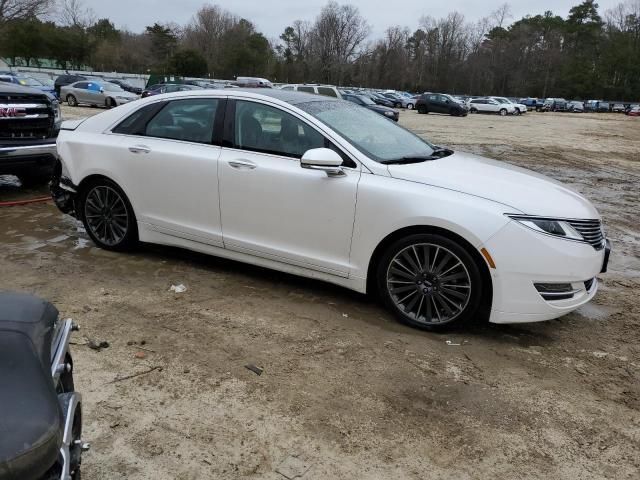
[58,0,95,28]
[0,0,53,22]
[491,3,513,29]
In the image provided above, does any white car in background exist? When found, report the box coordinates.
[468,98,516,115]
[491,96,528,114]
[52,89,610,330]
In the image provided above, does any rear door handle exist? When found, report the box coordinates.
[129,145,151,154]
[228,159,257,170]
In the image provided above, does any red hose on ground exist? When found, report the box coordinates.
[0,196,52,207]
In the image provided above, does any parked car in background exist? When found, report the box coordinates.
[106,78,143,95]
[368,92,395,107]
[519,98,544,111]
[468,98,514,116]
[568,101,585,112]
[54,74,91,97]
[343,93,399,121]
[490,96,527,115]
[141,83,203,98]
[0,73,57,97]
[52,89,610,330]
[542,98,568,112]
[416,93,468,116]
[61,80,139,108]
[234,77,273,88]
[280,84,342,99]
[0,82,61,185]
[381,92,416,109]
[626,105,640,116]
[611,103,626,113]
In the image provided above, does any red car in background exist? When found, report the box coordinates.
[627,105,640,116]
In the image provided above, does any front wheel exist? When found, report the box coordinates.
[376,234,482,331]
[407,103,414,110]
[79,179,138,251]
[469,107,478,113]
[417,106,427,114]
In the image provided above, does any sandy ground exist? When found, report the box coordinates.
[1,107,639,479]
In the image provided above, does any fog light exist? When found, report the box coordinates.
[534,283,577,301]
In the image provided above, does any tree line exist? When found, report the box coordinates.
[0,0,639,100]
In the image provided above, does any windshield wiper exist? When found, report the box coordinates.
[380,148,453,165]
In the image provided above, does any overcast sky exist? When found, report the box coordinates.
[82,0,621,38]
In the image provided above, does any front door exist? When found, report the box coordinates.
[218,99,360,276]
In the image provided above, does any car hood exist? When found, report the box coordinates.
[386,151,599,219]
[370,104,397,114]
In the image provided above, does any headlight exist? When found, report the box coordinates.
[384,111,395,116]
[507,215,584,241]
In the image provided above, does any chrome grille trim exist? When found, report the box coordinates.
[567,220,605,250]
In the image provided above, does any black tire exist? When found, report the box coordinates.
[395,102,402,108]
[67,94,77,107]
[376,233,483,331]
[417,106,427,114]
[106,97,116,108]
[514,108,521,116]
[499,108,508,116]
[470,107,478,113]
[79,178,138,251]
[407,103,414,110]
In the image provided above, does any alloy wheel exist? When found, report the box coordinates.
[84,186,129,246]
[386,243,472,325]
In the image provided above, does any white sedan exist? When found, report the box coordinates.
[468,98,516,115]
[51,89,610,330]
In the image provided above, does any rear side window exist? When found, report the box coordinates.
[112,103,166,135]
[281,86,294,91]
[298,86,315,94]
[74,82,89,89]
[317,87,337,98]
[144,98,219,144]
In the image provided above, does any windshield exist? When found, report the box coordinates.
[494,97,510,104]
[102,83,124,92]
[17,76,43,86]
[298,100,435,162]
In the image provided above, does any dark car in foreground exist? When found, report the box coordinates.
[343,94,400,121]
[0,83,61,185]
[416,93,468,116]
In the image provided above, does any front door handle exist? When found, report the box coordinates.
[228,159,257,170]
[129,145,151,154]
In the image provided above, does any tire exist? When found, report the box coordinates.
[395,102,402,108]
[79,178,138,251]
[376,233,483,331]
[470,107,478,113]
[417,106,427,114]
[514,108,521,116]
[499,108,508,116]
[67,94,77,107]
[106,97,116,109]
[407,103,414,110]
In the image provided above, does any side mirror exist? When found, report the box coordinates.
[301,148,345,177]
[99,87,104,93]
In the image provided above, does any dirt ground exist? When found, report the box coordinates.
[1,107,639,479]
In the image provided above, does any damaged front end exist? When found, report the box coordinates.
[50,161,78,217]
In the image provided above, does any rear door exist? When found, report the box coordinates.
[114,97,226,246]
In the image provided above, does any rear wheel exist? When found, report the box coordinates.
[499,108,508,116]
[407,103,414,110]
[376,234,482,331]
[470,107,478,113]
[67,94,77,107]
[79,179,138,251]
[417,106,427,114]
[105,97,116,108]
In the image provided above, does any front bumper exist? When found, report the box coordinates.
[51,175,78,216]
[483,220,608,324]
[0,140,58,176]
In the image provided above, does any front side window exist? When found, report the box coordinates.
[234,100,325,159]
[297,86,315,94]
[144,98,219,144]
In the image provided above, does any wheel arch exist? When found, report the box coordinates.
[75,174,136,220]
[366,224,493,315]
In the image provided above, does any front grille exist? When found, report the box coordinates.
[0,93,54,140]
[567,219,605,250]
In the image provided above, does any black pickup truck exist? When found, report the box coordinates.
[0,83,61,185]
